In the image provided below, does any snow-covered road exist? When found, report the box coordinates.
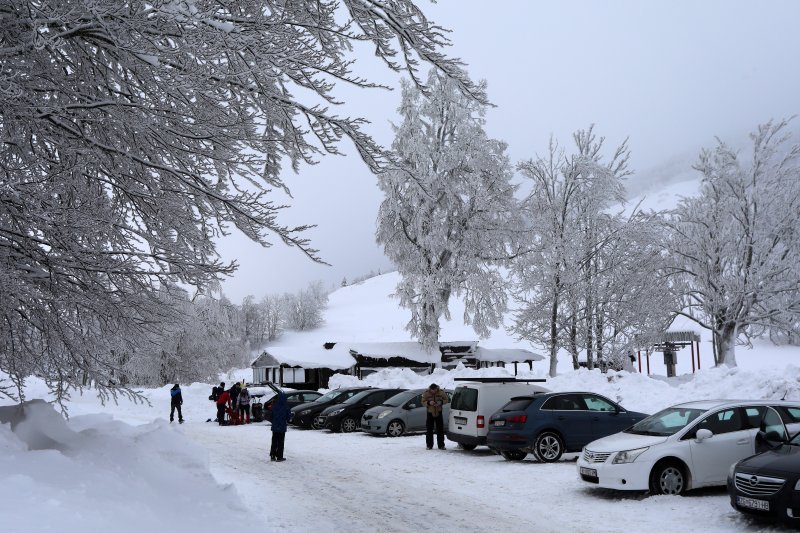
[184,421,785,533]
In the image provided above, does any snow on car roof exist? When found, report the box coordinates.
[670,399,800,410]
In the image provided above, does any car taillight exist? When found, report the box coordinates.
[507,415,527,424]
[477,415,485,429]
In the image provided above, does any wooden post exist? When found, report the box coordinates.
[646,352,651,375]
[690,341,696,373]
[696,341,701,370]
[637,350,642,373]
[514,362,518,376]
[280,365,284,386]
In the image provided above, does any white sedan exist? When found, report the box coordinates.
[577,399,800,495]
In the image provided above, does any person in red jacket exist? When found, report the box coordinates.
[216,388,231,426]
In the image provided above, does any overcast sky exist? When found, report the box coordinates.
[216,0,800,303]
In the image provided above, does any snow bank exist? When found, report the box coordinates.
[0,400,258,533]
[329,362,800,416]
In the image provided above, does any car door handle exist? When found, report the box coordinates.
[736,439,749,445]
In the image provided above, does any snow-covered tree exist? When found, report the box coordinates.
[281,281,329,332]
[377,71,518,352]
[665,120,800,366]
[0,0,479,402]
[512,128,652,376]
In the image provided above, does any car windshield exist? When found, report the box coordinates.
[625,407,705,436]
[789,432,800,446]
[314,390,342,403]
[382,390,418,407]
[343,390,373,404]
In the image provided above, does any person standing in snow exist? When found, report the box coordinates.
[422,383,449,450]
[170,384,184,424]
[238,386,251,424]
[229,382,241,413]
[216,387,232,426]
[270,392,291,462]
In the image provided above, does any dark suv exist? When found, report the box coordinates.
[317,388,407,433]
[487,392,647,461]
[290,387,371,428]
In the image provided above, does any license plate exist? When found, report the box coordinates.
[494,420,505,427]
[454,416,467,425]
[736,496,769,511]
[580,467,597,478]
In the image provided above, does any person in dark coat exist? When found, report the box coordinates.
[229,382,241,412]
[422,383,449,450]
[270,392,291,462]
[170,384,184,424]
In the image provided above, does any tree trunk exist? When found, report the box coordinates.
[548,284,560,377]
[716,322,739,367]
[569,316,580,370]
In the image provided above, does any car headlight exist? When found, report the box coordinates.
[729,463,738,482]
[299,409,311,416]
[377,410,392,419]
[329,408,344,416]
[612,447,649,464]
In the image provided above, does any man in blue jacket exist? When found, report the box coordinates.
[270,392,291,462]
[170,384,184,424]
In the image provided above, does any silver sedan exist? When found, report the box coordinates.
[361,388,452,437]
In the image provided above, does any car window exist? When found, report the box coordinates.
[542,394,583,411]
[763,406,788,441]
[778,406,800,423]
[502,398,534,412]
[742,406,765,429]
[315,390,341,402]
[451,387,478,412]
[693,408,743,436]
[343,390,373,404]
[383,391,417,407]
[626,407,705,436]
[405,394,423,409]
[303,393,321,402]
[583,395,617,412]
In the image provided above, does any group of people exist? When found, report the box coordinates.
[208,381,291,462]
[211,381,253,425]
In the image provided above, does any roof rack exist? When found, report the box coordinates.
[453,377,546,383]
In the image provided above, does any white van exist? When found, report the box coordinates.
[447,378,549,450]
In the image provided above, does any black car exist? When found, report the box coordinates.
[262,390,323,422]
[290,387,371,428]
[728,427,800,526]
[317,388,407,433]
[487,392,648,461]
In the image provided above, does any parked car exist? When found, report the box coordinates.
[263,390,322,422]
[727,410,800,526]
[362,388,454,437]
[577,399,800,495]
[487,392,648,461]
[447,378,549,450]
[289,387,371,428]
[317,388,407,433]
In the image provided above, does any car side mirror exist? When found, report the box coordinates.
[406,403,417,409]
[695,428,713,442]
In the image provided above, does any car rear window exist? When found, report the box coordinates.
[501,398,534,412]
[451,387,478,412]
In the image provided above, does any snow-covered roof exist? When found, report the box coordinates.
[253,344,356,370]
[473,347,545,363]
[348,342,441,364]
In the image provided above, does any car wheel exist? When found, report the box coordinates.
[459,443,477,451]
[386,420,405,437]
[534,431,564,462]
[341,416,358,433]
[649,461,686,496]
[501,450,527,461]
[311,417,324,430]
